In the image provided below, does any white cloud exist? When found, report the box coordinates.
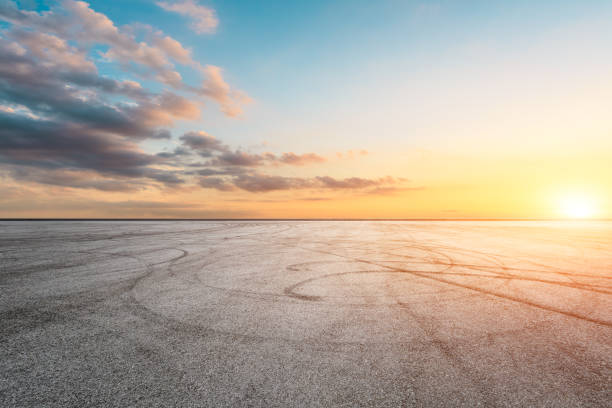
[157,0,218,35]
[0,0,248,117]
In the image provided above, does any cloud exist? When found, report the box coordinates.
[0,34,199,135]
[156,146,190,159]
[176,131,325,167]
[200,173,404,193]
[61,0,185,86]
[191,167,248,176]
[278,152,326,166]
[0,1,233,191]
[315,176,394,189]
[10,29,95,73]
[199,150,325,168]
[0,1,177,83]
[147,31,193,65]
[232,174,313,192]
[0,1,408,199]
[0,0,248,116]
[211,151,271,167]
[199,177,235,191]
[0,111,179,187]
[179,131,229,156]
[157,0,218,34]
[7,167,146,192]
[0,26,196,190]
[0,16,199,137]
[199,65,251,117]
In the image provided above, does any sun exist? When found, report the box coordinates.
[558,194,597,219]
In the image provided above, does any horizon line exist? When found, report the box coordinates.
[1,218,611,222]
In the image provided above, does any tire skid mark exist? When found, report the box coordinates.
[183,275,465,307]
[550,340,610,380]
[279,244,612,327]
[412,271,612,295]
[394,299,496,407]
[0,246,184,338]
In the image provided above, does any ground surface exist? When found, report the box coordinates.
[0,220,611,407]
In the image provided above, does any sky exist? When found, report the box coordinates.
[1,0,611,219]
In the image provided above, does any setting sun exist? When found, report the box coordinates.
[559,194,597,219]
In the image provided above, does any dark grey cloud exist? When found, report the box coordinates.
[156,146,190,159]
[0,111,183,188]
[179,131,229,156]
[211,151,271,167]
[191,167,248,176]
[232,174,313,192]
[153,129,172,139]
[278,152,326,166]
[316,176,393,189]
[198,177,235,191]
[0,113,154,169]
[208,151,325,167]
[145,170,184,185]
[200,173,403,193]
[7,167,145,192]
[176,132,326,169]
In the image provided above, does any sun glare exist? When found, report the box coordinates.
[558,194,597,219]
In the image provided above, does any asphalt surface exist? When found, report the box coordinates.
[1,221,611,407]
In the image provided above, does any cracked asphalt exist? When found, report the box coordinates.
[1,220,611,407]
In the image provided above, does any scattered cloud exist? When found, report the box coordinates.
[7,167,146,192]
[211,151,271,167]
[0,1,234,190]
[179,131,229,155]
[157,0,218,35]
[315,176,390,189]
[0,111,161,179]
[231,174,312,192]
[198,177,235,191]
[175,132,326,167]
[0,0,248,115]
[199,173,405,194]
[198,65,251,117]
[277,152,326,166]
[0,1,408,199]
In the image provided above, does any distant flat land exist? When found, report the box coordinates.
[1,221,611,407]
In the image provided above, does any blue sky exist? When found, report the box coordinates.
[26,0,612,152]
[50,0,612,151]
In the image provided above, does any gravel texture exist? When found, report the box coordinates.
[1,220,611,407]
